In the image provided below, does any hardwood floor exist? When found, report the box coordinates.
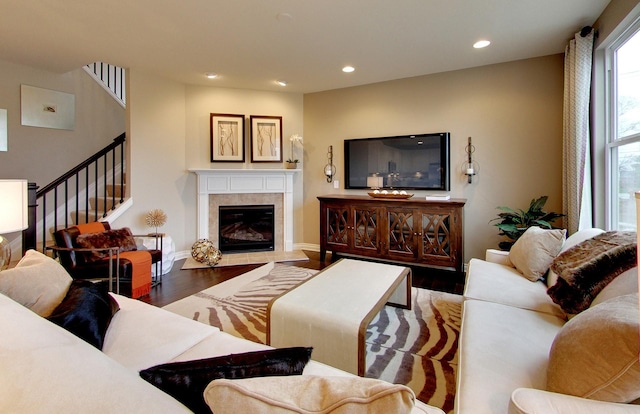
[141,250,465,308]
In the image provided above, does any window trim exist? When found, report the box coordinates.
[602,16,640,229]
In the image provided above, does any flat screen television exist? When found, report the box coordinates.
[344,132,450,191]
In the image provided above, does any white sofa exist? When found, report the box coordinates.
[0,251,442,414]
[455,228,640,414]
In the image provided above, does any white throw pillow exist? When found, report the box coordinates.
[509,227,566,282]
[204,375,416,414]
[0,249,72,317]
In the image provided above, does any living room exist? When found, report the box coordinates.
[1,2,640,413]
[1,1,636,266]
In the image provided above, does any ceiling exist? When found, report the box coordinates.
[0,0,610,94]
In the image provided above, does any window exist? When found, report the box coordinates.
[606,20,640,230]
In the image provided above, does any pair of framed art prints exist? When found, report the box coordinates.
[210,113,283,163]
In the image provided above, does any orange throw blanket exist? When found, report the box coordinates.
[76,222,152,299]
[119,251,152,299]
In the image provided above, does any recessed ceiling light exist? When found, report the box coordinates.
[205,72,217,79]
[342,66,355,73]
[473,40,491,49]
[276,80,287,86]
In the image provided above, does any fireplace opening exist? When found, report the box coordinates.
[218,205,275,253]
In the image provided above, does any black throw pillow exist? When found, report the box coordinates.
[47,280,120,349]
[139,347,313,414]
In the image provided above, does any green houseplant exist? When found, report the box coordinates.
[490,196,565,250]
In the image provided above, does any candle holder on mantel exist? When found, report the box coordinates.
[464,136,479,183]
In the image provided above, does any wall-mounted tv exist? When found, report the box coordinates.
[344,132,450,191]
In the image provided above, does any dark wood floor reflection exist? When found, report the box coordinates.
[142,250,464,308]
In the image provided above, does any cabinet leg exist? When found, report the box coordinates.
[320,248,327,262]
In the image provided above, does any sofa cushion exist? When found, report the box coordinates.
[140,347,313,414]
[547,293,640,403]
[0,249,72,317]
[508,227,566,282]
[47,280,120,349]
[510,388,640,414]
[204,375,416,414]
[75,228,138,261]
[547,231,637,314]
[0,292,192,413]
[455,299,565,414]
[464,258,565,318]
[102,294,220,371]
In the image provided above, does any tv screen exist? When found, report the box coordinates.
[344,132,450,191]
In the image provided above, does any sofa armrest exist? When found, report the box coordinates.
[510,388,640,414]
[485,249,514,267]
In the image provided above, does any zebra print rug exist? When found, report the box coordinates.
[163,262,462,413]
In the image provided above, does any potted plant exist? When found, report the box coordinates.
[285,159,299,169]
[489,196,565,250]
[286,134,303,169]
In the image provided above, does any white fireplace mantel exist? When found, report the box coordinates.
[190,169,300,251]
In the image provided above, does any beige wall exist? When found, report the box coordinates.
[118,73,304,255]
[0,59,124,185]
[303,55,565,262]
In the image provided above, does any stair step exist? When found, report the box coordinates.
[89,197,121,211]
[107,183,126,198]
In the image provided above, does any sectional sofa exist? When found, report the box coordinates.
[0,249,442,414]
[455,227,640,414]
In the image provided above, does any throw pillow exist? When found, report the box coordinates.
[75,228,138,262]
[547,293,640,403]
[547,231,637,314]
[508,226,566,282]
[140,347,313,414]
[546,228,605,288]
[47,279,120,349]
[204,375,416,414]
[0,249,72,317]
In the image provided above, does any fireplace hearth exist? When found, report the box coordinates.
[218,205,275,253]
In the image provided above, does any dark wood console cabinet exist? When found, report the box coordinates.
[318,195,466,272]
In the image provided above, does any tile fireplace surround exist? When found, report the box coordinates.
[190,169,299,251]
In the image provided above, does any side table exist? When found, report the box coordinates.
[135,234,175,283]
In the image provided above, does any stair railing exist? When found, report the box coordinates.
[84,62,126,107]
[30,133,126,252]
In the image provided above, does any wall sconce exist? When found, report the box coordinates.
[0,179,28,270]
[464,136,479,183]
[324,145,336,183]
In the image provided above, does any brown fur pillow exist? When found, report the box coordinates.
[547,231,637,314]
[75,228,138,262]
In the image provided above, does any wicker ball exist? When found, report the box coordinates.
[191,239,222,266]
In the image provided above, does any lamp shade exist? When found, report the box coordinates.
[0,179,28,233]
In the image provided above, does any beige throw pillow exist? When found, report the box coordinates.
[204,375,416,414]
[547,293,640,403]
[509,226,566,282]
[0,249,72,317]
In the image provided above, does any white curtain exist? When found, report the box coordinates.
[563,28,595,234]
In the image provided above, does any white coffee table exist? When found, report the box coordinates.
[267,258,412,375]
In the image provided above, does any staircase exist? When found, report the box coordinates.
[28,133,128,252]
[21,62,129,253]
[84,62,126,107]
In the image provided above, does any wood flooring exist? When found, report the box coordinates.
[141,250,465,308]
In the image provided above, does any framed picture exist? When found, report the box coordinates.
[250,115,282,162]
[21,85,75,130]
[210,113,245,162]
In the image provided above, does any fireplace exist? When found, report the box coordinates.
[218,205,275,253]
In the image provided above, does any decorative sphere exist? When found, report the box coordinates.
[191,239,222,266]
[392,190,399,195]
[381,190,388,194]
